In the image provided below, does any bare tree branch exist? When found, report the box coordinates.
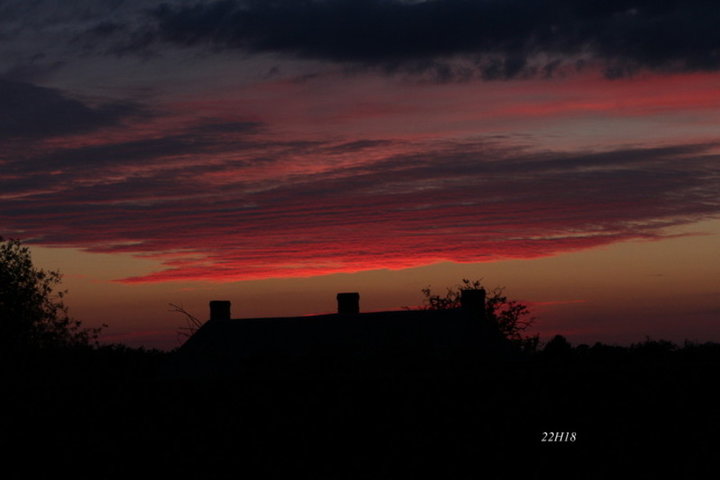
[169,303,204,340]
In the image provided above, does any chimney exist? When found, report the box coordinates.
[337,292,360,315]
[209,300,231,321]
[460,289,486,319]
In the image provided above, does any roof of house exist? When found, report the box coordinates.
[168,291,520,379]
[179,305,511,361]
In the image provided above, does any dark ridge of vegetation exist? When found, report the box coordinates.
[2,339,719,479]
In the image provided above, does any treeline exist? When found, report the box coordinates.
[5,334,720,398]
[3,337,718,479]
[538,335,720,361]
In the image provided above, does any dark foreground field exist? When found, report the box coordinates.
[3,341,719,479]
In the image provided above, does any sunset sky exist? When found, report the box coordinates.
[2,0,719,349]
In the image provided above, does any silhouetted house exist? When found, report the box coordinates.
[177,290,515,369]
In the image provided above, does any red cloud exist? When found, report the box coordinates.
[3,126,717,283]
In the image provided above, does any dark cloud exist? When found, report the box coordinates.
[0,79,144,140]
[2,55,67,83]
[148,0,720,78]
[0,119,268,200]
[0,119,331,209]
[12,0,718,80]
[192,120,262,135]
[323,139,394,154]
[86,21,126,37]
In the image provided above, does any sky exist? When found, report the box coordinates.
[1,0,719,350]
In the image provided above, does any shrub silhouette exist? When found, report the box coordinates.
[0,237,102,350]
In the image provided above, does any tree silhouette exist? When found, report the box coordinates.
[542,334,573,358]
[421,278,538,350]
[0,237,102,350]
